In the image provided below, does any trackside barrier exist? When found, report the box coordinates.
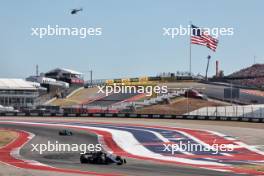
[0,112,263,123]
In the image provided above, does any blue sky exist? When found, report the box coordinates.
[0,0,263,80]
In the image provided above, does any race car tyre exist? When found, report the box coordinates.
[116,156,124,165]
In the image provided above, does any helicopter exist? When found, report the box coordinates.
[71,8,83,15]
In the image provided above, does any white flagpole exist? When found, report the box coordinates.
[189,21,192,75]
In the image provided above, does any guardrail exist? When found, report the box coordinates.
[0,112,263,123]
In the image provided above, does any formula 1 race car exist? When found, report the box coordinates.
[80,151,127,165]
[58,129,73,136]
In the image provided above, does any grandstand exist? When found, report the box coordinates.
[45,68,84,85]
[49,87,102,106]
[228,64,264,88]
[0,79,39,108]
[26,75,69,89]
[87,93,139,106]
[26,68,86,105]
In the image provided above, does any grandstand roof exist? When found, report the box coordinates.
[0,79,37,90]
[47,68,83,75]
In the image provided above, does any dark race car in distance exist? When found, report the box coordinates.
[58,129,73,136]
[80,151,126,165]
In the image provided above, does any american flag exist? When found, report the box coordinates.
[191,25,218,52]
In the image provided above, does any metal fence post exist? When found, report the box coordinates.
[251,106,253,118]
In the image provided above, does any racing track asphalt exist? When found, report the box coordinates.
[0,123,247,176]
[200,84,264,104]
[164,82,264,104]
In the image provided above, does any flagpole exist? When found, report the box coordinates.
[189,21,192,75]
[187,21,192,115]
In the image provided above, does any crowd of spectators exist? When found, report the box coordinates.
[228,64,264,88]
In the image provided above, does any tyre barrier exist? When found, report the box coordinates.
[0,112,263,123]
